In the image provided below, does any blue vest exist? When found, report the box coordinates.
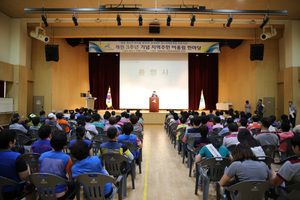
[117,135,139,158]
[72,156,113,196]
[0,150,22,192]
[39,151,70,193]
[31,139,52,154]
[257,103,264,113]
[100,141,124,154]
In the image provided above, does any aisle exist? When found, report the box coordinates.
[116,125,216,200]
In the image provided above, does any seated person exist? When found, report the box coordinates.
[169,113,179,125]
[56,113,70,132]
[176,117,188,140]
[63,109,70,120]
[201,116,213,133]
[39,132,75,200]
[116,115,124,127]
[99,126,134,174]
[208,110,215,120]
[76,110,85,121]
[0,130,30,200]
[31,125,52,154]
[272,134,300,199]
[68,114,78,130]
[212,116,223,129]
[183,116,201,150]
[26,113,39,127]
[222,123,239,148]
[136,112,144,127]
[45,113,62,131]
[220,143,272,198]
[9,117,28,135]
[195,137,231,193]
[69,126,93,156]
[71,140,113,198]
[237,129,265,157]
[193,125,210,148]
[29,117,41,131]
[130,115,143,134]
[102,112,111,126]
[92,114,104,130]
[247,115,261,130]
[117,123,143,159]
[218,118,234,136]
[237,117,248,131]
[278,121,294,159]
[104,117,120,133]
[84,115,98,139]
[254,117,279,147]
[39,110,47,124]
[120,112,130,124]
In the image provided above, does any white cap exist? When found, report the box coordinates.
[48,113,55,119]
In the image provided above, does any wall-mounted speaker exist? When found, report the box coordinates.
[45,45,59,62]
[250,44,264,61]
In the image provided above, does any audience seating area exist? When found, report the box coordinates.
[164,109,300,200]
[1,107,300,200]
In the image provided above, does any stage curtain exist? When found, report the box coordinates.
[189,53,218,110]
[89,53,120,109]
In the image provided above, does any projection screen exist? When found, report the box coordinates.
[120,53,188,109]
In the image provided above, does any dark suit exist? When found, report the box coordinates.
[151,94,158,97]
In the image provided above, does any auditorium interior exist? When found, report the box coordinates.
[0,1,300,199]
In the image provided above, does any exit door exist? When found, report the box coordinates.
[33,96,44,115]
[263,97,275,117]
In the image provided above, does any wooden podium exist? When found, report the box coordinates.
[86,97,97,110]
[149,97,159,112]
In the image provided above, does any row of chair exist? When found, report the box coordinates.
[164,118,299,200]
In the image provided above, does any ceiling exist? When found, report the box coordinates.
[0,0,299,28]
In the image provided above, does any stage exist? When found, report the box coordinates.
[96,109,210,125]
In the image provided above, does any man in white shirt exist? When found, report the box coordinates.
[86,90,92,98]
[289,101,297,128]
[245,100,252,114]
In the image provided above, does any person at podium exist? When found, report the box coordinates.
[151,91,158,97]
[86,90,92,98]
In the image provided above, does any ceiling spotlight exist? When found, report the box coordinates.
[166,14,171,26]
[190,14,196,26]
[226,14,233,27]
[250,19,256,24]
[95,18,101,23]
[117,14,121,26]
[72,14,78,26]
[259,15,269,29]
[138,14,143,26]
[209,19,215,24]
[41,13,48,27]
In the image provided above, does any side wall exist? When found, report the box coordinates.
[219,39,279,117]
[31,38,89,114]
[218,40,257,113]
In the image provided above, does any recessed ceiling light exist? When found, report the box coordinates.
[95,18,101,23]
